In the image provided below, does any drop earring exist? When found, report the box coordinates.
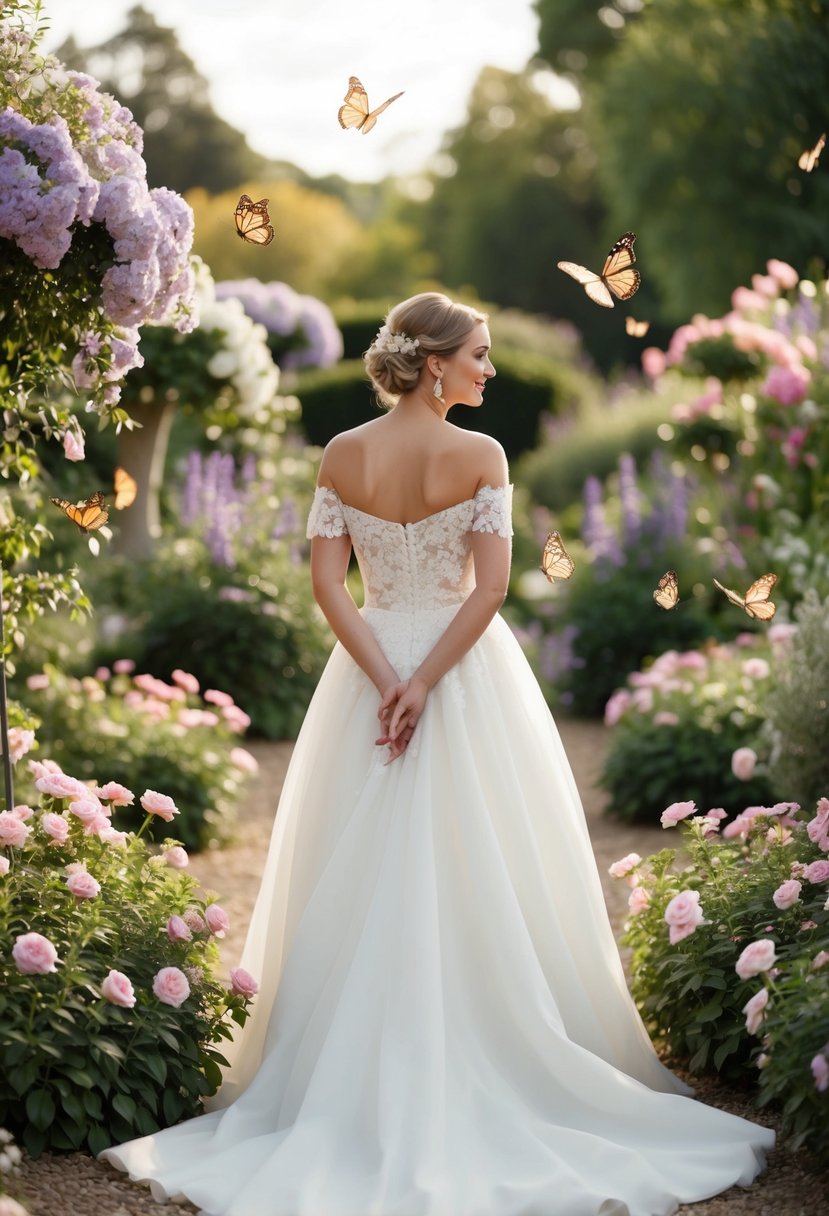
[433,376,443,400]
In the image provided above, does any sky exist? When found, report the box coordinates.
[41,0,576,182]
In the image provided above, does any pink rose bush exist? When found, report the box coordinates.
[0,752,257,1158]
[614,794,829,1163]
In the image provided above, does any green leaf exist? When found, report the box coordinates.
[26,1088,56,1131]
[112,1092,137,1122]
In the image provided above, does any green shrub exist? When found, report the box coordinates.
[614,802,829,1162]
[763,590,829,808]
[20,666,256,852]
[332,298,388,359]
[0,768,255,1158]
[601,637,780,823]
[297,349,575,461]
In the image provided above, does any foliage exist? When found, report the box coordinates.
[0,767,256,1158]
[296,349,575,461]
[600,636,783,823]
[19,664,257,851]
[216,278,342,371]
[56,3,268,193]
[588,0,829,319]
[534,0,638,73]
[614,801,829,1160]
[762,591,829,809]
[90,447,330,741]
[652,262,829,603]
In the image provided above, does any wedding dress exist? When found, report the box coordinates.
[101,484,774,1216]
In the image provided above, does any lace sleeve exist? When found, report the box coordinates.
[306,486,349,539]
[471,484,513,538]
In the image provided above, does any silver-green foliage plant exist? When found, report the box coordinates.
[0,756,257,1158]
[763,590,829,809]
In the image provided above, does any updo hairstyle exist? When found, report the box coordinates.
[364,292,488,409]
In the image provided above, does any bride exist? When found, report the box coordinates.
[101,292,774,1215]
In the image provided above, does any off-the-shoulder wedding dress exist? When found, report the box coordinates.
[101,484,774,1216]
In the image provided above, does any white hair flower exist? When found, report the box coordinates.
[374,323,419,356]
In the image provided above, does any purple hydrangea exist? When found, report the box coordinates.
[216,279,343,370]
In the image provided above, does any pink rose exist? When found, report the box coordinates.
[811,951,829,970]
[811,1054,829,1093]
[628,886,650,915]
[99,827,129,847]
[101,969,136,1008]
[204,688,234,708]
[41,812,70,844]
[96,782,135,807]
[653,711,680,727]
[0,856,10,876]
[742,987,769,1035]
[731,747,757,781]
[772,879,802,910]
[7,727,35,763]
[28,758,61,779]
[139,789,179,821]
[12,931,58,974]
[12,804,33,821]
[62,429,85,461]
[766,259,799,290]
[229,967,258,998]
[641,346,667,379]
[166,915,192,942]
[800,920,818,932]
[664,890,705,944]
[222,705,251,732]
[113,658,136,674]
[660,800,697,829]
[183,908,206,933]
[172,669,200,694]
[164,845,189,869]
[741,658,770,680]
[26,672,50,691]
[68,796,105,823]
[35,771,87,800]
[604,689,632,727]
[205,904,230,938]
[229,746,258,775]
[804,860,829,883]
[735,938,777,980]
[608,852,641,879]
[153,966,190,1008]
[95,666,111,682]
[66,870,101,899]
[0,811,31,848]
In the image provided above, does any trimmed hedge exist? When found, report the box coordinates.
[296,349,577,460]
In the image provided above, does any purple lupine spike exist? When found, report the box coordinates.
[618,453,642,547]
[241,452,257,486]
[182,450,203,526]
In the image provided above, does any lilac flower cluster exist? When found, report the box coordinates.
[216,279,343,370]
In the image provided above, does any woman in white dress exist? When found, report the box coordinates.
[101,292,775,1216]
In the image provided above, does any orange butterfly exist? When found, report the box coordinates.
[234,194,274,246]
[557,232,640,309]
[50,491,109,533]
[798,132,826,172]
[113,466,137,510]
[653,570,680,611]
[713,574,778,621]
[540,532,576,582]
[625,316,650,337]
[338,76,403,134]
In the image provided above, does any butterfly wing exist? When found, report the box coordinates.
[338,76,371,129]
[51,492,109,533]
[626,316,650,337]
[602,232,640,302]
[113,466,138,510]
[653,569,679,610]
[361,90,404,134]
[799,132,826,172]
[557,261,614,308]
[540,531,576,582]
[712,577,745,609]
[234,196,275,245]
[742,573,778,621]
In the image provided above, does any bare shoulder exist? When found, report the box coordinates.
[317,420,384,485]
[449,428,509,490]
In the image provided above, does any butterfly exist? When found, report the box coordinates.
[653,569,680,611]
[234,194,275,246]
[540,531,576,582]
[625,316,650,337]
[713,573,778,621]
[113,466,137,510]
[50,491,109,533]
[338,76,404,135]
[798,132,826,172]
[557,232,640,309]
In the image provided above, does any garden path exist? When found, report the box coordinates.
[17,722,827,1215]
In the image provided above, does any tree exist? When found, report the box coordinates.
[56,5,267,193]
[534,0,643,76]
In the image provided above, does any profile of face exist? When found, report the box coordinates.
[434,322,496,409]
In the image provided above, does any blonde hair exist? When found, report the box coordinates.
[363,292,488,408]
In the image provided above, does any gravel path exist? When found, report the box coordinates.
[16,722,828,1215]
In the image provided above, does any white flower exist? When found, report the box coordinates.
[374,323,419,356]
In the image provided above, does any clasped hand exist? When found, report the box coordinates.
[375,676,429,763]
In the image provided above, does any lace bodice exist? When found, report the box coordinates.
[306,484,513,612]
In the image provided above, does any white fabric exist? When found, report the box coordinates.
[101,485,774,1215]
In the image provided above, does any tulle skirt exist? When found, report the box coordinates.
[100,607,774,1215]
